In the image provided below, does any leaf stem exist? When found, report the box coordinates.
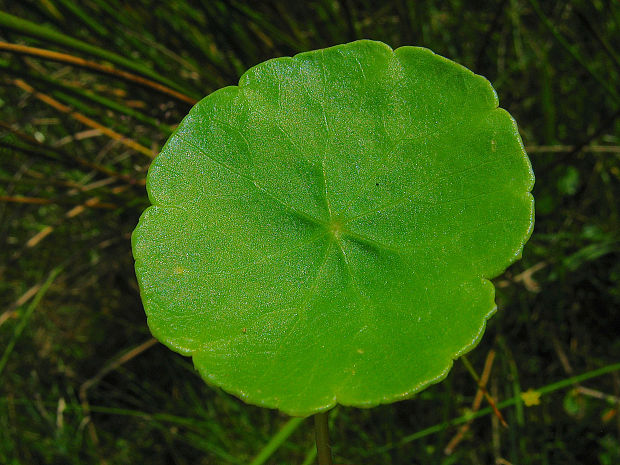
[314,411,333,465]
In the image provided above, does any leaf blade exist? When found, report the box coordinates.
[132,39,534,416]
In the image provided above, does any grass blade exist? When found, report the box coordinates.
[527,0,619,103]
[370,361,620,455]
[249,416,305,465]
[0,41,197,105]
[0,11,199,99]
[13,79,155,158]
[0,267,63,379]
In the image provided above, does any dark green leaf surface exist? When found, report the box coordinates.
[132,40,534,416]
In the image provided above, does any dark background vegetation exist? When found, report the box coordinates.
[1,1,619,464]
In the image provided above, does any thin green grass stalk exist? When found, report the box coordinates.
[315,0,346,44]
[50,90,118,121]
[0,266,63,379]
[199,4,250,73]
[527,0,619,103]
[46,90,161,149]
[0,62,173,134]
[36,0,64,21]
[574,8,620,71]
[2,340,618,464]
[185,24,230,74]
[369,361,620,455]
[498,337,525,426]
[248,416,305,465]
[0,11,199,99]
[87,0,132,27]
[301,446,318,465]
[121,28,204,77]
[540,56,556,143]
[182,430,245,464]
[150,1,227,72]
[228,2,306,50]
[175,382,233,447]
[54,0,108,36]
[271,3,308,47]
[101,25,200,85]
[0,137,141,186]
[54,87,172,135]
[36,400,243,464]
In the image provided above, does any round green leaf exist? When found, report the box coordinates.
[132,40,534,416]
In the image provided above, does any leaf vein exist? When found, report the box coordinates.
[175,134,322,225]
[343,158,498,224]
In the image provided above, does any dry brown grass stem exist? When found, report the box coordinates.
[0,41,198,105]
[13,79,156,158]
[445,349,498,455]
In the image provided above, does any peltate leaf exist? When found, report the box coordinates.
[132,40,534,416]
